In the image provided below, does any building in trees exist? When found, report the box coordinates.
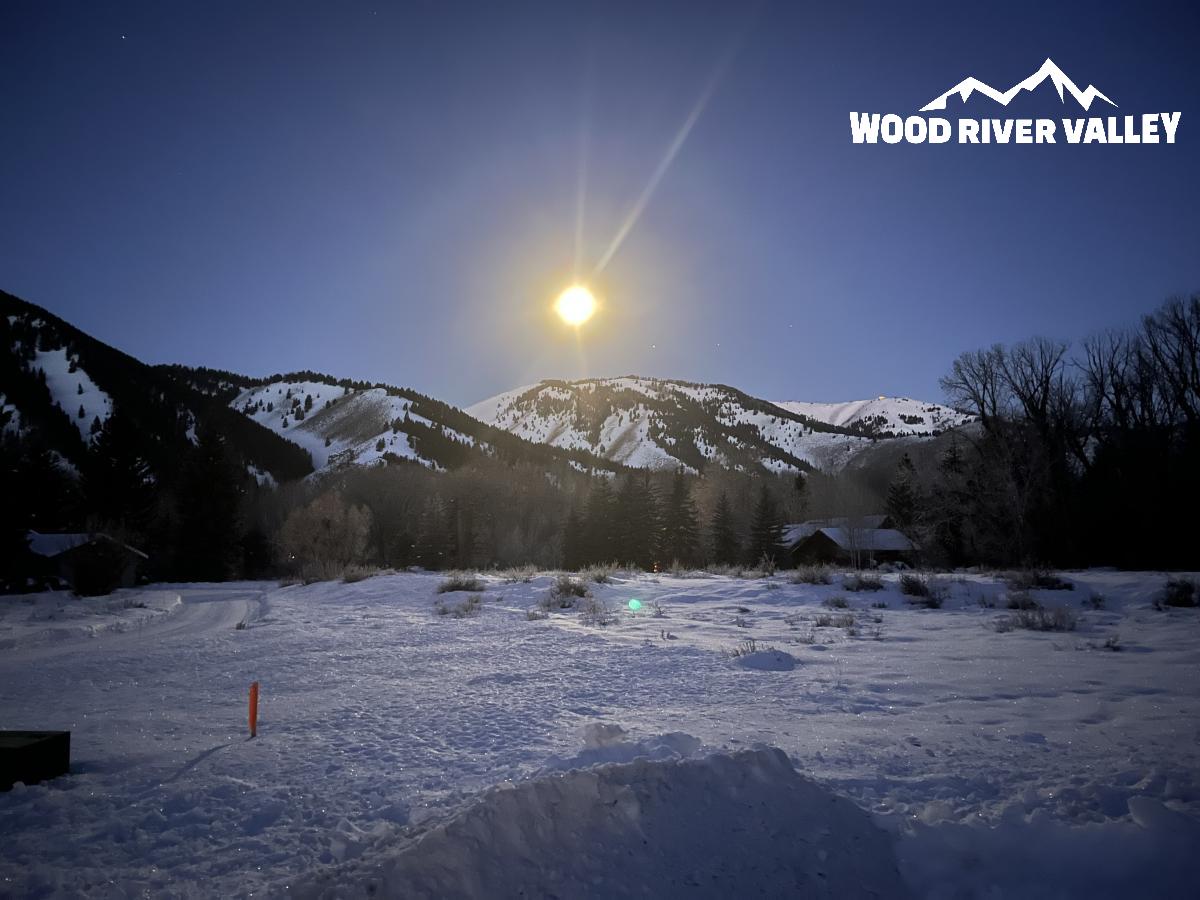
[790,526,915,567]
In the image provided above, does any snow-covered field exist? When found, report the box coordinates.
[1,571,1198,898]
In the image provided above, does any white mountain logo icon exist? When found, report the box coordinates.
[920,58,1117,113]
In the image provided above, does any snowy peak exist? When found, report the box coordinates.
[920,58,1117,112]
[469,377,879,474]
[769,396,973,438]
[233,377,464,472]
[227,372,629,477]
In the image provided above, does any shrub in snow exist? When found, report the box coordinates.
[994,606,1077,633]
[843,573,884,592]
[1006,590,1039,610]
[835,613,857,632]
[540,575,590,610]
[580,564,616,584]
[667,560,702,577]
[728,638,763,657]
[823,595,849,609]
[578,595,618,627]
[341,565,380,584]
[1158,577,1197,608]
[499,565,536,583]
[754,552,777,578]
[435,593,483,618]
[1007,569,1073,591]
[899,575,946,608]
[436,573,486,594]
[705,563,747,578]
[789,565,832,585]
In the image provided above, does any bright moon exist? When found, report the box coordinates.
[554,285,597,326]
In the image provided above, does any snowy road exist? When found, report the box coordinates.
[1,571,1199,898]
[9,586,264,662]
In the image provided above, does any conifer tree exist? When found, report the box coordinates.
[885,453,920,531]
[615,472,659,568]
[658,471,699,565]
[710,491,740,565]
[84,411,157,540]
[413,498,450,569]
[746,482,786,567]
[561,506,586,570]
[175,427,245,580]
[583,479,617,565]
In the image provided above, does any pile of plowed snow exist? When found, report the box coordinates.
[287,746,910,899]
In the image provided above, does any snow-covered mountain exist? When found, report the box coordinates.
[469,378,871,474]
[3,289,971,483]
[469,378,972,474]
[770,396,973,438]
[201,370,628,476]
[1,291,312,485]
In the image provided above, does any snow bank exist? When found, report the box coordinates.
[538,723,704,772]
[733,648,797,671]
[289,746,910,899]
[0,590,182,650]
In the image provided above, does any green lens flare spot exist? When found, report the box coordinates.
[627,598,642,611]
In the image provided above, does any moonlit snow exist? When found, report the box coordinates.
[1,570,1198,897]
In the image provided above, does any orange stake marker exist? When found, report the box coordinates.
[249,681,260,738]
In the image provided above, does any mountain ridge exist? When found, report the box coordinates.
[468,377,972,475]
[4,291,971,485]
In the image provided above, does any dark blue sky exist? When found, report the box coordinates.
[2,1,1196,406]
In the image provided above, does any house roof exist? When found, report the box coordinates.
[26,531,149,560]
[783,515,894,547]
[799,527,915,553]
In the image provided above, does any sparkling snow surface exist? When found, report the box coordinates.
[1,572,1198,898]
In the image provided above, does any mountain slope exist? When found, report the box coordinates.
[1,291,313,484]
[770,396,972,438]
[467,377,883,474]
[163,367,630,476]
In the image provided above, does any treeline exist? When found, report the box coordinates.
[8,291,1196,591]
[881,295,1199,569]
[265,463,811,582]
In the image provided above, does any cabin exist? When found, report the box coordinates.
[782,515,895,548]
[26,531,148,593]
[784,515,915,567]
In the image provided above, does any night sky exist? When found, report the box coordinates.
[1,1,1197,407]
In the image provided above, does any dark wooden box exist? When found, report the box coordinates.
[0,731,71,790]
